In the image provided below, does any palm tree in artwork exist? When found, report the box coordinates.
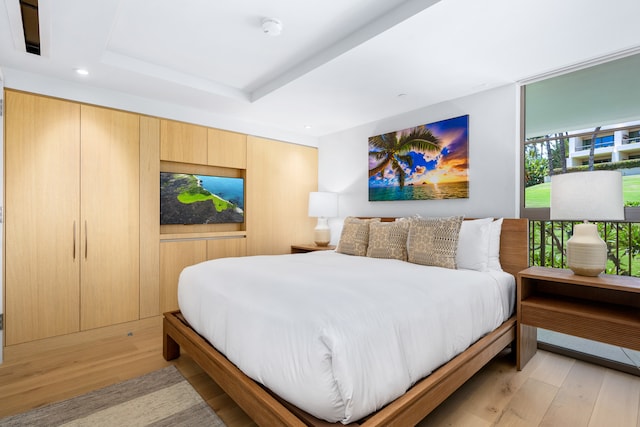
[369,127,442,189]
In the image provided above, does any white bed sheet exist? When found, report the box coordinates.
[178,251,515,424]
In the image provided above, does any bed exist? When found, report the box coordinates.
[163,217,528,426]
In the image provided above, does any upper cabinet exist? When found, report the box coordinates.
[160,119,247,169]
[160,120,207,164]
[208,128,247,169]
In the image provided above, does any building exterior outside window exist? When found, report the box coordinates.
[567,123,640,167]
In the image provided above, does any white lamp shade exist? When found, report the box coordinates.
[550,170,624,221]
[308,192,338,218]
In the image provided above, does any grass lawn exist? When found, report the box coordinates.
[525,175,640,208]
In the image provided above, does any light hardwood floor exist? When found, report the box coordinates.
[0,316,639,426]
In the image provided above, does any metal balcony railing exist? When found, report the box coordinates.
[529,220,640,277]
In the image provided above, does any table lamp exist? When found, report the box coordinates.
[308,192,338,246]
[550,170,624,276]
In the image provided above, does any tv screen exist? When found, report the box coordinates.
[160,172,244,225]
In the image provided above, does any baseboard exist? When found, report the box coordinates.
[3,316,162,362]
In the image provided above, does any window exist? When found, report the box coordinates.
[578,134,614,150]
[522,124,640,210]
[522,53,640,372]
[628,129,640,144]
[522,52,640,217]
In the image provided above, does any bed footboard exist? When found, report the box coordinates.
[163,310,516,427]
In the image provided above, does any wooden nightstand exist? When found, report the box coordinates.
[291,244,336,254]
[516,266,640,370]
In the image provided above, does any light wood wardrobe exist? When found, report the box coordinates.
[4,90,318,346]
[5,91,140,345]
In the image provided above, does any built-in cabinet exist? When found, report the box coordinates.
[246,136,317,255]
[158,119,249,312]
[5,91,140,345]
[208,128,246,169]
[160,120,207,164]
[159,119,247,169]
[3,90,318,346]
[159,237,246,312]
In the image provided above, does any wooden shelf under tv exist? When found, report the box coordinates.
[160,230,247,241]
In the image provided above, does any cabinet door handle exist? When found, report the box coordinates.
[85,221,88,259]
[73,221,77,260]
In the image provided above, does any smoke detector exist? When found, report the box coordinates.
[262,18,282,36]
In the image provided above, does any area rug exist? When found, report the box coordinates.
[0,365,226,426]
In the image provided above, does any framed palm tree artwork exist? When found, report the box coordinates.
[368,115,469,201]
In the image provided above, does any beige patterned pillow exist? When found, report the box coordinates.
[366,220,410,260]
[407,216,464,269]
[336,217,380,256]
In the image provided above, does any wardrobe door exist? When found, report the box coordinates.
[80,105,140,330]
[5,91,81,345]
[159,240,207,313]
[246,136,318,255]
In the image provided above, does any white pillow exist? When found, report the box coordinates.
[487,218,504,271]
[456,218,493,271]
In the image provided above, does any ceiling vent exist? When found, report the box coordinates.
[20,0,40,55]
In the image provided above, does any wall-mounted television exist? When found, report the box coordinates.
[160,172,244,225]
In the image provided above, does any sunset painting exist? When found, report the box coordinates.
[368,115,469,201]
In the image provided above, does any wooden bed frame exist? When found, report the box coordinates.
[163,218,529,426]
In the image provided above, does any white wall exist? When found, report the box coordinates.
[318,84,520,243]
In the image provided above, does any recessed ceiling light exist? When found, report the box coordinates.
[304,125,312,129]
[75,68,89,76]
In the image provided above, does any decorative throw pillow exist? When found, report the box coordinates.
[366,220,410,261]
[407,216,464,269]
[456,218,493,271]
[487,218,504,271]
[336,217,380,256]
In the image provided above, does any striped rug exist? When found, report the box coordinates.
[0,365,226,426]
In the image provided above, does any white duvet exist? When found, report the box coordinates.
[178,251,514,424]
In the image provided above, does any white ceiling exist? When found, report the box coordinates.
[2,0,640,139]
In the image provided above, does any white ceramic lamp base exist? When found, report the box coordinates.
[566,222,607,276]
[313,217,331,246]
